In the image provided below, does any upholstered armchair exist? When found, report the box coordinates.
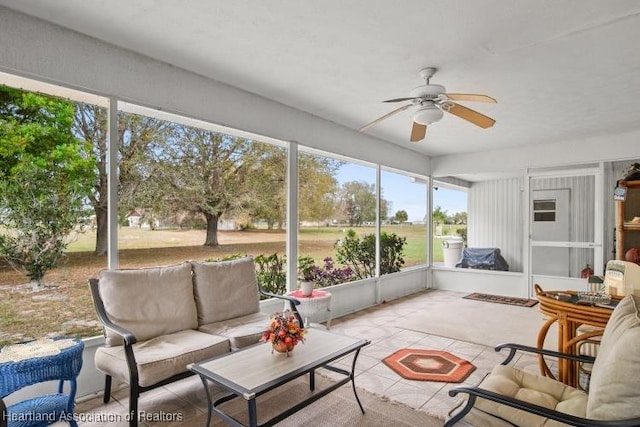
[445,294,640,426]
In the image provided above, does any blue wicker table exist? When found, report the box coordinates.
[0,338,83,427]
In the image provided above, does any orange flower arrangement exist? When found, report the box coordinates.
[260,310,306,354]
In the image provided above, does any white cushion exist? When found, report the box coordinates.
[191,257,260,325]
[474,365,587,426]
[98,263,197,346]
[95,330,229,387]
[198,311,269,350]
[587,294,640,420]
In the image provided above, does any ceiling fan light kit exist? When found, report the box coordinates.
[413,104,443,125]
[360,67,496,142]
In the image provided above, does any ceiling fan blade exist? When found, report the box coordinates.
[410,121,427,142]
[383,97,419,103]
[359,104,413,132]
[443,102,496,129]
[445,93,497,103]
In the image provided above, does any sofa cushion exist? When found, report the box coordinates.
[95,330,230,387]
[98,262,197,346]
[198,311,269,350]
[587,294,640,420]
[191,257,260,325]
[475,365,587,426]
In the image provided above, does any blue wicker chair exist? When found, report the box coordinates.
[1,398,7,427]
[0,339,84,427]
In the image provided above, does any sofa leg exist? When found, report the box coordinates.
[129,382,139,427]
[103,375,112,403]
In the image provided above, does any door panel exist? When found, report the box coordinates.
[532,189,570,276]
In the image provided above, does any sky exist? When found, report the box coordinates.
[335,163,467,222]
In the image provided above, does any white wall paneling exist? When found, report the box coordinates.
[468,177,524,272]
[432,268,526,297]
[379,268,428,302]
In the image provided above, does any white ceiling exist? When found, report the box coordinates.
[2,0,640,157]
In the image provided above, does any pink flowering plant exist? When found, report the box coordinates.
[298,256,354,287]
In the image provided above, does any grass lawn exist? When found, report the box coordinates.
[0,224,464,345]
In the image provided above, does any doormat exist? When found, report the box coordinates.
[463,292,538,307]
[383,349,475,383]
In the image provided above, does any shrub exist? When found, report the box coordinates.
[0,151,92,287]
[334,229,406,279]
[254,253,287,296]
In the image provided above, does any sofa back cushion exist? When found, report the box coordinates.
[191,257,260,325]
[99,262,197,346]
[587,294,640,420]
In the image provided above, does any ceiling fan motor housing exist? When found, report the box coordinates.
[409,84,446,99]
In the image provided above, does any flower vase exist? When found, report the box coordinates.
[300,281,314,296]
[273,341,295,356]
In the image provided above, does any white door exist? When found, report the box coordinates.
[531,189,570,276]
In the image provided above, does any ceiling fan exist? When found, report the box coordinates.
[359,67,497,142]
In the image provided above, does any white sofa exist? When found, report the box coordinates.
[89,256,301,427]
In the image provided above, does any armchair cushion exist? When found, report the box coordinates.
[98,262,197,346]
[475,365,587,426]
[95,329,229,387]
[191,257,260,325]
[586,294,640,420]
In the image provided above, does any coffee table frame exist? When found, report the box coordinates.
[189,329,370,427]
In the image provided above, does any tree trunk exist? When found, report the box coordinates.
[95,206,108,256]
[204,212,220,246]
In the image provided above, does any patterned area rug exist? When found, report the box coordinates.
[463,292,538,307]
[383,349,476,383]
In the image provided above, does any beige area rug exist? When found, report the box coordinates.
[401,290,557,349]
[210,375,444,427]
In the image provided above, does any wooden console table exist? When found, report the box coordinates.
[534,285,618,387]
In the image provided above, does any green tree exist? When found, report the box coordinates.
[454,211,468,225]
[298,154,342,224]
[240,150,342,229]
[394,210,408,223]
[433,205,448,226]
[338,181,389,226]
[335,229,406,279]
[0,86,79,175]
[73,106,172,254]
[432,205,448,235]
[151,127,262,246]
[245,146,287,229]
[0,86,94,286]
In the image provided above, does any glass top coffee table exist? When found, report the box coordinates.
[188,328,370,427]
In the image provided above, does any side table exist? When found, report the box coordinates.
[0,338,84,427]
[285,289,332,328]
[534,285,616,388]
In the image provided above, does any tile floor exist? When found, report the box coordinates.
[72,289,546,426]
